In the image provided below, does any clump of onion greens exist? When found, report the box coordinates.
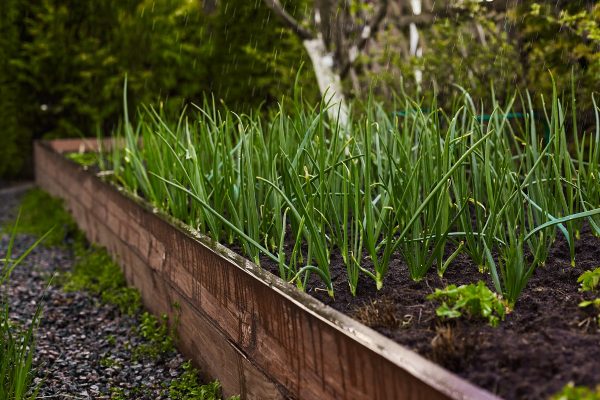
[105,81,600,303]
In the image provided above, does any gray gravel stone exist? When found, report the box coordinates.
[0,189,192,399]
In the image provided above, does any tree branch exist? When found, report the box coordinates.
[315,0,336,48]
[263,0,314,41]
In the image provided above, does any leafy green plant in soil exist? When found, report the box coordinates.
[427,282,508,327]
[551,382,600,400]
[578,267,600,293]
[579,298,600,325]
[578,267,600,327]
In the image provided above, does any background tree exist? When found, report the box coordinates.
[516,1,599,122]
[264,0,390,124]
[208,0,317,110]
[356,0,598,116]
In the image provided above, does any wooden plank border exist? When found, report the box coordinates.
[34,139,500,400]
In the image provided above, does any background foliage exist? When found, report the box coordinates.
[0,0,598,179]
[0,0,29,178]
[0,0,314,179]
[517,1,600,115]
[365,1,599,114]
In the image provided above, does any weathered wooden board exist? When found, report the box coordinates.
[35,139,501,400]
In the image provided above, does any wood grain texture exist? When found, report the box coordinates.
[35,139,501,400]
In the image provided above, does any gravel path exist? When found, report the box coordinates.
[0,186,193,399]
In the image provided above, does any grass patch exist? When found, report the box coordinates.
[0,305,40,400]
[7,189,234,398]
[5,189,82,247]
[4,193,142,396]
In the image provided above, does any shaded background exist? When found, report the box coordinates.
[0,0,598,179]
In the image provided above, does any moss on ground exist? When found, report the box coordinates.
[133,312,176,361]
[5,188,140,315]
[6,188,82,247]
[168,361,240,400]
[62,245,141,316]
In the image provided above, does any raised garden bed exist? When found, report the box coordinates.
[34,139,503,400]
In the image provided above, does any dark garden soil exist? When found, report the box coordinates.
[257,226,600,400]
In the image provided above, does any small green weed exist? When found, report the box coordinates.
[578,267,600,292]
[109,386,127,400]
[551,382,600,400]
[577,268,600,327]
[579,298,600,328]
[99,355,121,368]
[168,361,223,400]
[106,334,116,346]
[428,281,508,327]
[66,152,100,168]
[133,312,175,360]
[580,299,600,309]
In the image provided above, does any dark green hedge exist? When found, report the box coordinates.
[0,0,315,179]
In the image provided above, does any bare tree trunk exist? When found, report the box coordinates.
[409,0,423,87]
[303,38,349,128]
[264,0,389,128]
